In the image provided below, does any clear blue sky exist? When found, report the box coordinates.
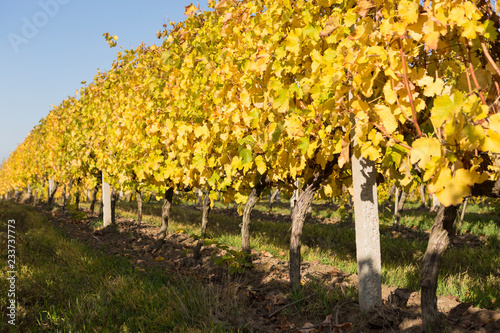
[0,0,209,163]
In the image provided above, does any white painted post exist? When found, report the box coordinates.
[352,128,382,312]
[102,173,112,226]
[431,194,440,212]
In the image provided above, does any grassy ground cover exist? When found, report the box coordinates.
[112,196,499,311]
[0,201,242,332]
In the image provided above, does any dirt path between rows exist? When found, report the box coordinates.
[43,205,500,332]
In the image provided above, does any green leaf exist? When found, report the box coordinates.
[249,108,260,127]
[192,155,205,172]
[239,148,253,164]
[272,121,285,143]
[484,20,498,40]
[298,137,309,155]
[207,171,220,187]
[161,51,172,64]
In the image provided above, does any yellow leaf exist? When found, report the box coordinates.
[383,80,397,105]
[361,143,380,161]
[489,113,500,132]
[306,140,318,159]
[323,184,333,196]
[351,99,369,120]
[338,135,350,168]
[320,14,341,38]
[360,68,380,97]
[154,171,165,182]
[194,125,209,138]
[254,155,267,175]
[399,0,419,25]
[461,20,477,39]
[482,129,500,153]
[155,256,165,262]
[417,75,444,97]
[184,4,197,16]
[449,5,467,25]
[284,114,304,138]
[374,104,398,134]
[410,137,441,168]
[277,149,288,167]
[231,155,243,171]
[255,49,271,72]
[208,156,216,168]
[240,89,251,108]
[435,169,486,206]
[423,31,439,50]
[430,95,454,129]
[285,30,301,55]
[149,124,160,134]
[428,166,452,194]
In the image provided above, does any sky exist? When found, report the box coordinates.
[0,0,209,163]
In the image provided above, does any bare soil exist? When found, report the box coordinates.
[44,205,500,332]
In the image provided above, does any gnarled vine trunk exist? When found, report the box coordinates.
[421,204,459,332]
[157,187,174,241]
[420,178,500,332]
[63,179,74,210]
[89,184,99,216]
[268,187,279,212]
[75,190,80,210]
[111,189,119,224]
[456,197,468,234]
[193,190,212,259]
[289,161,335,290]
[242,174,270,257]
[394,189,407,228]
[419,184,427,207]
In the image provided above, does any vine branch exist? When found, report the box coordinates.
[480,39,500,78]
[398,39,423,137]
[465,42,488,106]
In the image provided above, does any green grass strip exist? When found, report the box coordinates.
[0,201,235,332]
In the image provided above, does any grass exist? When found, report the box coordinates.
[0,201,244,332]
[107,195,499,310]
